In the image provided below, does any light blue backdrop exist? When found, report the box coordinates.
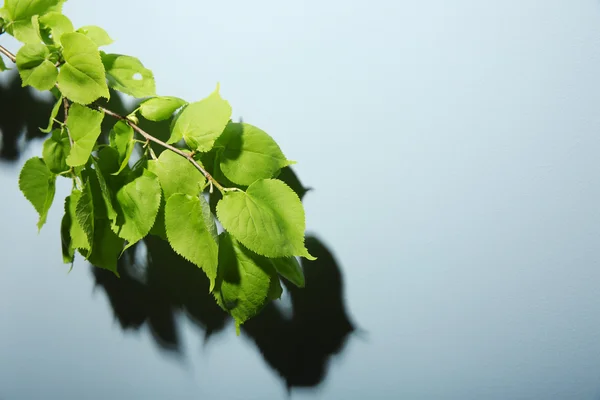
[2,0,600,399]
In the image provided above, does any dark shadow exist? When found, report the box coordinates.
[0,71,54,161]
[242,234,354,389]
[92,232,354,390]
[0,71,169,162]
[93,235,228,353]
[0,72,356,391]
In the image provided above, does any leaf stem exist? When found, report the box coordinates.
[97,106,227,193]
[1,43,236,194]
[0,44,16,63]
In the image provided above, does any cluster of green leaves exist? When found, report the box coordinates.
[1,0,314,329]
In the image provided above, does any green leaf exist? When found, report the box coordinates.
[111,169,161,248]
[91,157,117,221]
[147,150,205,200]
[31,14,50,44]
[46,0,66,13]
[65,103,104,167]
[0,56,10,71]
[271,256,305,287]
[42,128,69,173]
[216,179,314,259]
[108,120,134,175]
[76,179,95,252]
[60,195,75,264]
[40,94,62,133]
[168,84,231,152]
[76,25,113,47]
[214,232,273,326]
[267,270,283,300]
[95,145,120,175]
[148,198,166,240]
[38,11,73,45]
[9,20,40,44]
[3,0,63,43]
[200,194,218,244]
[139,96,186,121]
[169,103,187,138]
[217,122,293,186]
[64,189,90,252]
[58,32,109,104]
[18,157,56,231]
[86,218,124,276]
[101,53,156,98]
[165,193,218,289]
[16,43,58,91]
[4,0,62,20]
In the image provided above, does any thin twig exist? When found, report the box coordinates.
[0,44,16,63]
[97,106,227,193]
[0,43,235,194]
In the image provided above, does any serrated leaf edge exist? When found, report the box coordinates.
[215,178,315,260]
[164,193,217,291]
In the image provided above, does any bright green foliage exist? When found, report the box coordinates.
[60,195,75,263]
[65,103,104,166]
[58,32,109,104]
[91,158,117,221]
[101,53,156,98]
[148,150,205,200]
[0,56,8,71]
[165,193,219,289]
[6,3,317,328]
[3,0,62,20]
[65,189,90,251]
[40,95,62,133]
[200,194,218,243]
[16,43,57,90]
[217,179,314,259]
[76,179,95,251]
[42,128,69,173]
[38,12,73,45]
[271,256,305,287]
[109,121,134,174]
[18,156,56,231]
[86,219,124,275]
[215,232,274,327]
[76,25,112,47]
[148,198,167,240]
[111,169,161,249]
[267,271,283,301]
[217,122,293,186]
[139,96,186,121]
[95,143,121,175]
[169,84,231,152]
[2,0,64,43]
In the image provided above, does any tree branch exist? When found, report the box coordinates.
[0,43,233,194]
[97,106,227,193]
[0,44,16,63]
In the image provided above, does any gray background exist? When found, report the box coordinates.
[2,0,600,398]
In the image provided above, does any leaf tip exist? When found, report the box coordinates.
[302,248,317,261]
